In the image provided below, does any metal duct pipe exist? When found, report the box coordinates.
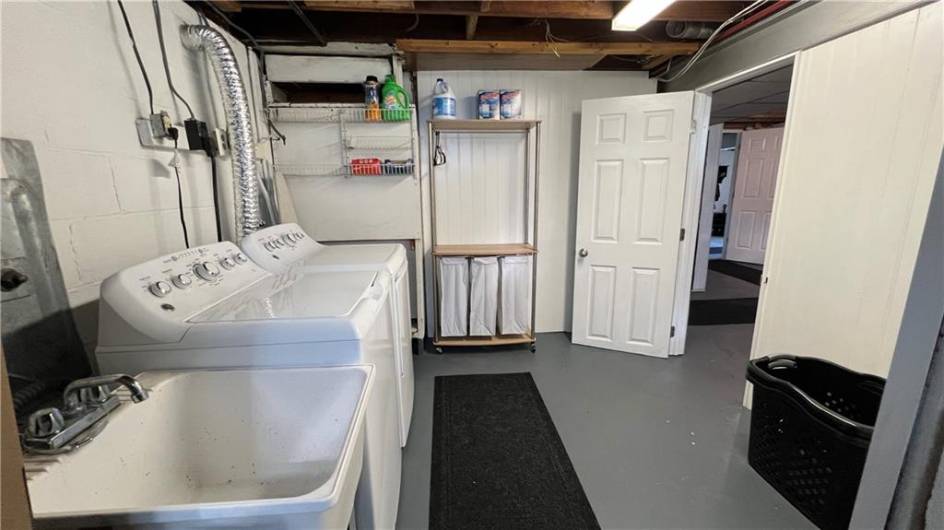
[666,21,718,40]
[181,25,259,237]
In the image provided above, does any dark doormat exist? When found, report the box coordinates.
[430,372,600,530]
[689,297,759,325]
[708,259,763,285]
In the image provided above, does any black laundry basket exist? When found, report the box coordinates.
[746,355,885,530]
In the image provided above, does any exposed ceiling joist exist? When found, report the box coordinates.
[642,55,674,70]
[224,1,750,22]
[294,1,615,19]
[465,15,479,40]
[209,0,243,12]
[396,39,701,56]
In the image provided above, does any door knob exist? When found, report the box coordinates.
[578,248,589,258]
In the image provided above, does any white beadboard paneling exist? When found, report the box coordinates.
[418,71,657,333]
[751,3,943,378]
[433,132,527,244]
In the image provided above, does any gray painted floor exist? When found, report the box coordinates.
[396,328,813,529]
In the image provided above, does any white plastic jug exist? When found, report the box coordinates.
[432,78,456,120]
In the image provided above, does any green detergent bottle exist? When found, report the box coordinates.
[381,74,411,121]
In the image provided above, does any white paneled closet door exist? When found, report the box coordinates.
[571,92,696,357]
[726,127,783,264]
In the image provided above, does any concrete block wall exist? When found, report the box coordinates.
[0,1,269,354]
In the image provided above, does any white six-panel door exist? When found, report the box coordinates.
[572,92,696,357]
[726,127,783,264]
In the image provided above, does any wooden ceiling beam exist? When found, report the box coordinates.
[396,39,700,56]
[300,0,613,19]
[465,15,479,40]
[209,0,243,12]
[301,0,416,13]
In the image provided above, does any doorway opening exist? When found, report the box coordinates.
[684,61,794,371]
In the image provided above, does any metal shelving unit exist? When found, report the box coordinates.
[428,119,541,352]
[271,103,418,180]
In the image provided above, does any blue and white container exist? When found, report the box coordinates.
[500,89,522,119]
[477,90,500,120]
[432,78,456,120]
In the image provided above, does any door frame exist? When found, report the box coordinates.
[669,52,799,356]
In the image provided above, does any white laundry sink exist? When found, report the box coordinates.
[27,365,374,530]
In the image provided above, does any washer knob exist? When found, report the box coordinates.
[234,253,249,264]
[172,273,193,289]
[148,280,173,297]
[220,257,236,270]
[193,261,221,281]
[263,241,274,251]
[282,234,295,245]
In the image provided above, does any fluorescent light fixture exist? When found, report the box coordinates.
[612,0,677,31]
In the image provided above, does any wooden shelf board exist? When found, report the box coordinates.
[431,119,539,131]
[435,334,534,347]
[433,243,536,256]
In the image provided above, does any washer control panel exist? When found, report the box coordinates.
[99,241,271,343]
[240,222,323,274]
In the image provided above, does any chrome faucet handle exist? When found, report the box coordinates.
[27,408,65,439]
[63,374,149,413]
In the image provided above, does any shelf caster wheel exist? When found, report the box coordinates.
[435,346,443,354]
[529,344,536,353]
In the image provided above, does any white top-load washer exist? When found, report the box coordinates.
[94,242,400,530]
[241,223,414,447]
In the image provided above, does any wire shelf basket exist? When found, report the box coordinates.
[276,161,415,178]
[270,106,415,123]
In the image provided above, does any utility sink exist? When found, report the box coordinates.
[27,365,374,529]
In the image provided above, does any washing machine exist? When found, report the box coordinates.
[94,242,400,530]
[241,223,414,447]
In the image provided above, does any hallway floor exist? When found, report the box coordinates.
[396,330,812,529]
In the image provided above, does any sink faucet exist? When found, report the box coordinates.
[63,374,148,412]
[23,374,148,454]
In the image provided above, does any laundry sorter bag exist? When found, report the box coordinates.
[469,257,499,336]
[499,256,532,335]
[438,257,469,337]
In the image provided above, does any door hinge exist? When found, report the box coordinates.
[679,228,686,241]
[670,325,676,337]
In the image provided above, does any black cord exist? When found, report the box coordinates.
[116,0,154,115]
[172,136,191,248]
[209,154,222,242]
[152,0,195,119]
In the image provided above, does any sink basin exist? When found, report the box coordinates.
[27,365,374,529]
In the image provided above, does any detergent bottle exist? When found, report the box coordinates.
[432,78,456,120]
[381,75,411,121]
[363,75,381,121]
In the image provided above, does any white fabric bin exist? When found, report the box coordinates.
[469,257,499,336]
[500,255,532,335]
[438,257,469,337]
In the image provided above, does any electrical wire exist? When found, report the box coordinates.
[172,137,191,248]
[657,0,767,83]
[152,0,196,119]
[116,0,154,115]
[209,154,223,242]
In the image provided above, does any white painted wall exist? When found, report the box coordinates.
[749,3,942,379]
[416,71,656,333]
[0,1,268,350]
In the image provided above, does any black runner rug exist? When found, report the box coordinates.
[708,259,763,285]
[430,372,600,530]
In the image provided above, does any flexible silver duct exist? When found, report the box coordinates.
[182,25,259,237]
